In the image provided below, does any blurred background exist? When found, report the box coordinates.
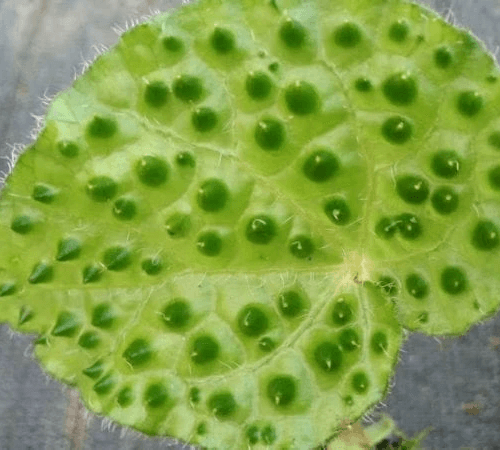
[0,0,499,448]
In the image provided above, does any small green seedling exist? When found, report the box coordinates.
[1,0,500,448]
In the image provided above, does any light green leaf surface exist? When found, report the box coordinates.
[1,0,500,448]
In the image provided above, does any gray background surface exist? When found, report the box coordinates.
[0,0,499,449]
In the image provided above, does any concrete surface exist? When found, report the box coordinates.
[0,0,499,449]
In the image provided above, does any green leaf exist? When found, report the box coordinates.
[1,0,500,448]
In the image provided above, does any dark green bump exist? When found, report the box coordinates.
[141,257,163,275]
[431,186,459,215]
[238,305,269,337]
[377,276,399,296]
[91,303,115,329]
[83,264,104,284]
[459,30,476,49]
[196,420,209,433]
[83,360,104,379]
[52,311,79,337]
[254,118,285,151]
[459,32,477,49]
[189,387,200,404]
[246,425,260,444]
[440,266,467,295]
[192,107,218,132]
[332,297,353,325]
[324,197,351,226]
[396,175,429,204]
[56,238,81,261]
[246,214,277,244]
[488,166,500,190]
[87,115,117,139]
[284,81,319,115]
[279,18,307,49]
[344,395,354,406]
[370,331,388,355]
[190,335,219,365]
[487,75,498,83]
[112,197,137,221]
[246,71,273,100]
[78,331,100,349]
[210,27,235,54]
[57,140,79,158]
[354,77,373,92]
[258,337,275,353]
[165,212,191,238]
[339,328,361,352]
[267,375,296,407]
[94,373,115,395]
[268,62,280,73]
[144,80,169,108]
[471,220,500,251]
[162,35,184,52]
[18,305,34,326]
[302,149,339,182]
[333,22,362,48]
[381,116,413,144]
[197,179,228,212]
[175,151,196,168]
[314,341,342,373]
[382,72,418,105]
[457,91,483,117]
[117,386,134,407]
[289,235,314,259]
[33,183,57,204]
[102,246,132,271]
[417,311,429,323]
[173,75,203,103]
[434,46,453,68]
[261,425,277,444]
[375,216,398,239]
[28,262,53,284]
[196,231,223,256]
[396,213,422,240]
[488,131,500,150]
[11,215,33,234]
[278,290,305,318]
[135,155,169,187]
[123,338,152,367]
[85,176,117,202]
[389,20,410,42]
[144,382,168,408]
[405,273,429,299]
[196,422,207,435]
[461,31,479,48]
[0,282,16,297]
[431,150,461,178]
[352,371,369,394]
[208,391,236,418]
[34,336,48,346]
[162,298,191,329]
